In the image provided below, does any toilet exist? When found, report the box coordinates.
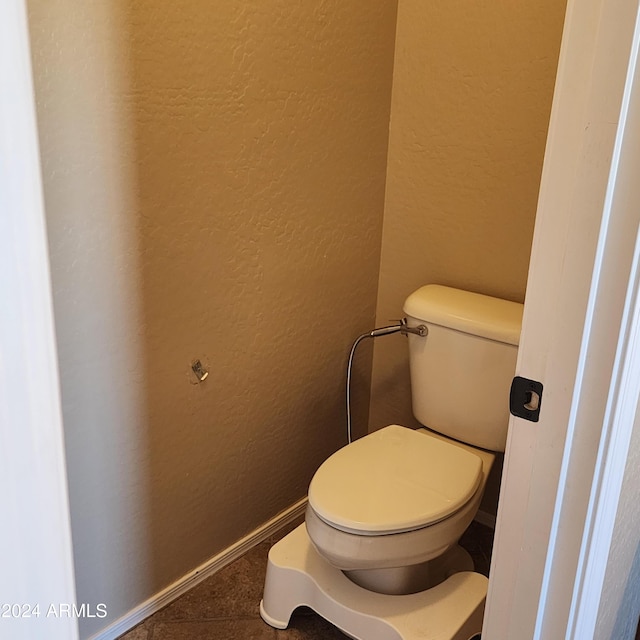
[261,285,523,640]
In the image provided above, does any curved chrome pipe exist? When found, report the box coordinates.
[346,320,427,444]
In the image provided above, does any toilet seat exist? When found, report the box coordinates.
[308,425,483,535]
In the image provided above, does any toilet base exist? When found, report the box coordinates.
[260,524,487,640]
[344,543,475,595]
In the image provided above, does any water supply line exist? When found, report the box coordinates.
[346,318,427,444]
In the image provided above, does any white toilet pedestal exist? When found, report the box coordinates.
[260,524,487,640]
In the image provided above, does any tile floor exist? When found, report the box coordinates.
[118,520,494,640]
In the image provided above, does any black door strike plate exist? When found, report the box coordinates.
[510,376,543,422]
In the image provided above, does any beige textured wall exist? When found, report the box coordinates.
[369,1,566,434]
[28,1,397,636]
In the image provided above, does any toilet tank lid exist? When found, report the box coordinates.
[403,285,523,346]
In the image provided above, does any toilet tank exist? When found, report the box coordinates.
[403,285,523,452]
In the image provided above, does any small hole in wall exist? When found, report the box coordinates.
[190,359,209,383]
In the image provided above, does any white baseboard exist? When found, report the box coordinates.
[474,509,497,529]
[89,497,308,640]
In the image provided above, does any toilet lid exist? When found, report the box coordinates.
[308,425,483,535]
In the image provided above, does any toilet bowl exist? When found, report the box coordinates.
[305,425,494,594]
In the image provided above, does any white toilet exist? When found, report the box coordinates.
[261,285,523,640]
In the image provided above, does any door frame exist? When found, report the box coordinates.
[484,0,640,637]
[0,1,78,638]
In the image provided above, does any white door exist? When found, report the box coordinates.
[0,1,78,639]
[484,0,640,637]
